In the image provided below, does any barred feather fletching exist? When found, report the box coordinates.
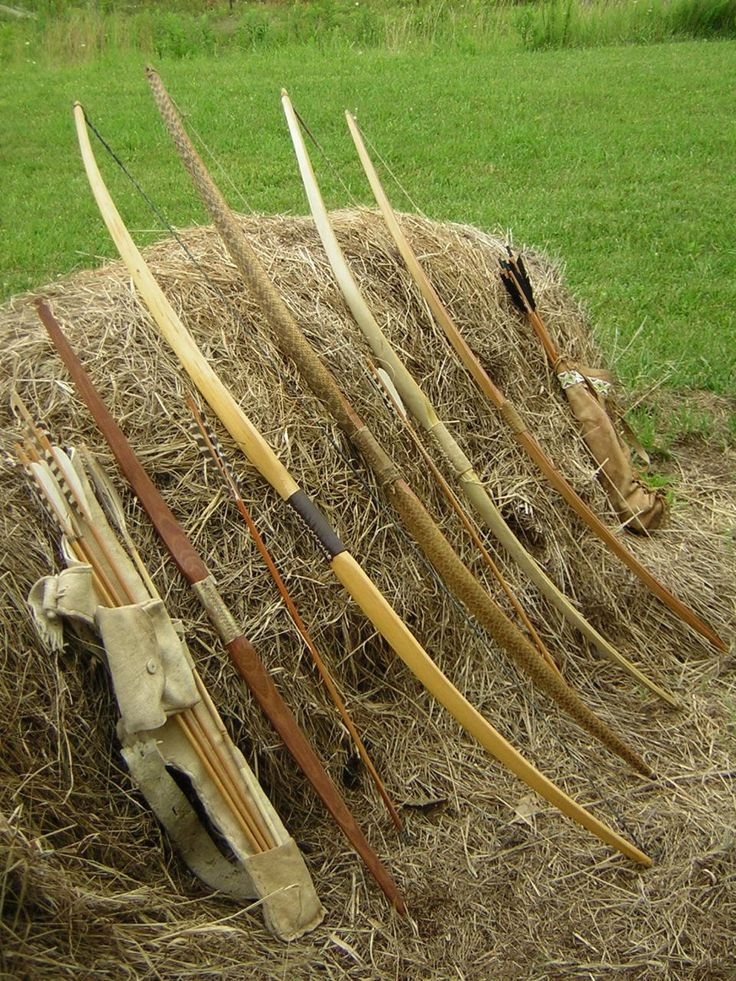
[45,445,92,520]
[26,458,77,536]
[187,397,245,498]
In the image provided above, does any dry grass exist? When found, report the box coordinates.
[1,209,734,978]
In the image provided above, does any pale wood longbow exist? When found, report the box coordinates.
[344,112,724,656]
[282,91,680,708]
[70,100,651,867]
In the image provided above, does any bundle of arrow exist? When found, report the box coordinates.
[0,76,733,978]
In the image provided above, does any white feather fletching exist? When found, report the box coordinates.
[28,460,76,535]
[376,367,408,421]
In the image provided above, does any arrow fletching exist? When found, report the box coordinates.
[499,248,536,313]
[24,456,78,538]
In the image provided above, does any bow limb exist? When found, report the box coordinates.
[144,66,652,779]
[71,101,651,866]
[345,117,721,678]
[282,93,682,703]
[333,551,653,865]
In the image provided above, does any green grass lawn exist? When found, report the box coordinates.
[2,39,734,417]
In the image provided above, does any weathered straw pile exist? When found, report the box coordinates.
[1,209,734,978]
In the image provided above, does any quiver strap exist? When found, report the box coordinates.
[556,357,667,534]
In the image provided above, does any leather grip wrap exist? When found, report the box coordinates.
[191,575,241,644]
[286,490,346,560]
[499,400,528,435]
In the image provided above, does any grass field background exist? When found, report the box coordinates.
[2,7,734,445]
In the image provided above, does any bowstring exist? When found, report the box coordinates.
[291,105,359,208]
[293,105,430,221]
[167,92,256,215]
[352,116,430,220]
[83,113,650,858]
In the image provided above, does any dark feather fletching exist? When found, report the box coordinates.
[499,249,537,312]
[514,254,536,311]
[499,260,525,311]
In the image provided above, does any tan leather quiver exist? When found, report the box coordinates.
[556,358,667,534]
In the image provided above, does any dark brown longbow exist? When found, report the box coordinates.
[35,298,406,914]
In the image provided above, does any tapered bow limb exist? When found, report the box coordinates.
[344,114,725,668]
[144,65,652,780]
[35,297,406,914]
[71,98,652,866]
[282,94,688,705]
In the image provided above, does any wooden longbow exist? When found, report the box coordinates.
[344,112,724,656]
[35,298,404,913]
[281,91,680,707]
[71,100,651,866]
[145,65,650,778]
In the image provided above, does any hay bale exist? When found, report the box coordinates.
[1,209,733,978]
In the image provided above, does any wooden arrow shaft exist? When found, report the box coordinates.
[17,427,276,854]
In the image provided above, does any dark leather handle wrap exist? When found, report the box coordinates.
[286,490,346,560]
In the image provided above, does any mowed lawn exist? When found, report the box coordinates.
[2,39,734,400]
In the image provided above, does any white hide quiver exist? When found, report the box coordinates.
[27,448,324,941]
